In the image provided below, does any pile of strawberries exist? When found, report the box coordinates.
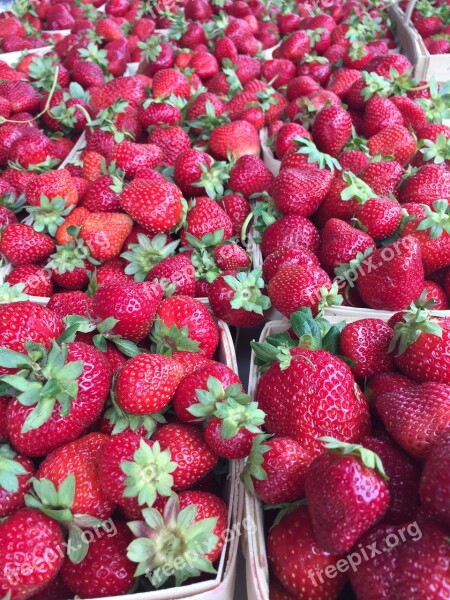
[0,0,449,597]
[402,0,450,54]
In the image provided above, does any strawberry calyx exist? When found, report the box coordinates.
[250,192,282,237]
[0,191,25,213]
[0,341,84,433]
[240,433,271,492]
[26,195,74,237]
[121,439,177,508]
[24,474,106,563]
[416,79,450,124]
[137,36,163,63]
[188,376,250,422]
[47,231,99,274]
[150,318,201,356]
[194,161,232,199]
[28,56,61,93]
[319,436,388,480]
[184,230,226,250]
[388,301,444,355]
[127,493,219,586]
[334,246,374,281]
[213,397,265,439]
[223,268,271,316]
[121,233,180,282]
[361,71,394,101]
[0,282,29,303]
[416,199,450,238]
[187,100,229,142]
[103,396,166,438]
[7,157,60,174]
[78,42,109,73]
[188,246,221,284]
[419,134,450,165]
[300,53,329,65]
[341,171,377,204]
[222,58,244,95]
[317,282,344,312]
[293,137,341,171]
[344,135,370,153]
[0,443,28,494]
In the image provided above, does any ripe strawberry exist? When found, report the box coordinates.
[0,397,9,442]
[148,125,191,166]
[138,98,182,129]
[208,269,270,327]
[3,342,111,458]
[260,215,320,258]
[120,178,184,233]
[268,505,346,599]
[363,96,404,138]
[368,124,416,166]
[359,160,404,199]
[173,148,214,198]
[209,120,260,160]
[0,223,55,266]
[6,264,53,297]
[93,280,163,342]
[80,212,133,261]
[305,439,389,554]
[80,174,121,213]
[391,311,450,385]
[391,95,428,133]
[153,423,217,490]
[398,164,450,207]
[355,196,403,240]
[340,318,394,381]
[47,291,93,320]
[255,346,369,457]
[0,508,65,600]
[312,105,352,157]
[61,520,134,598]
[275,123,312,159]
[422,280,449,309]
[243,435,313,503]
[271,167,332,217]
[90,76,147,111]
[220,193,251,237]
[420,430,450,527]
[116,354,184,415]
[0,443,34,518]
[262,247,319,283]
[151,295,219,358]
[147,253,196,296]
[25,168,78,208]
[36,432,115,520]
[228,155,274,199]
[108,141,162,178]
[376,382,450,460]
[0,81,40,114]
[213,244,250,270]
[180,197,234,246]
[319,218,375,274]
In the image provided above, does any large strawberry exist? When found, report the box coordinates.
[260,215,320,258]
[209,120,260,159]
[270,167,332,217]
[319,218,375,275]
[305,438,389,554]
[0,223,55,266]
[312,105,353,157]
[1,342,111,457]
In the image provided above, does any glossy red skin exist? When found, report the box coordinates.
[46,291,93,319]
[0,508,65,600]
[257,348,370,457]
[37,432,115,520]
[116,353,184,415]
[146,254,196,297]
[208,270,266,328]
[180,197,234,246]
[29,576,73,600]
[420,431,450,527]
[340,319,395,381]
[171,351,216,378]
[0,223,55,266]
[0,453,34,518]
[319,218,375,275]
[93,281,163,342]
[270,167,333,217]
[204,416,256,459]
[228,155,274,199]
[376,382,450,459]
[61,521,134,598]
[0,396,9,441]
[422,281,449,310]
[253,437,313,504]
[268,505,346,600]
[153,423,218,490]
[262,246,320,282]
[173,362,241,424]
[155,295,219,359]
[0,302,64,376]
[261,215,320,258]
[366,372,415,404]
[7,342,112,457]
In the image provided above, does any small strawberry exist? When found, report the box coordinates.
[312,105,353,157]
[80,174,122,213]
[213,244,250,270]
[319,218,375,275]
[147,253,196,296]
[271,167,333,217]
[147,125,191,166]
[181,197,234,246]
[355,196,403,240]
[367,124,416,166]
[0,443,34,518]
[228,155,274,199]
[108,141,162,178]
[420,430,450,527]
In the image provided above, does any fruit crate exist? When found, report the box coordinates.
[259,128,280,177]
[244,314,386,600]
[389,1,450,82]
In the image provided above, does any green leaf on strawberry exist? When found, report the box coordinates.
[121,233,180,282]
[188,376,250,421]
[293,137,342,171]
[0,444,28,493]
[104,398,166,437]
[26,195,74,237]
[223,268,271,315]
[150,318,201,356]
[389,302,444,355]
[319,437,388,480]
[213,398,265,439]
[0,282,29,303]
[240,433,271,493]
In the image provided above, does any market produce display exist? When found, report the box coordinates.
[0,0,449,597]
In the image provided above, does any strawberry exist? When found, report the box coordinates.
[213,244,250,270]
[376,382,450,459]
[209,120,260,160]
[173,148,214,198]
[260,215,320,258]
[391,95,428,133]
[47,291,93,320]
[398,164,450,207]
[25,169,78,208]
[268,264,333,317]
[138,98,182,129]
[305,439,389,553]
[367,124,416,166]
[2,341,111,457]
[80,212,133,261]
[390,310,450,385]
[228,155,274,199]
[220,193,251,236]
[208,269,270,327]
[420,430,450,527]
[108,141,162,178]
[72,59,105,88]
[276,30,310,61]
[0,223,55,266]
[270,167,333,217]
[0,81,40,114]
[319,218,375,275]
[340,318,394,381]
[173,362,242,423]
[80,174,122,213]
[180,197,234,246]
[267,505,346,599]
[355,196,403,240]
[358,160,404,199]
[61,520,134,598]
[153,423,218,490]
[92,280,163,341]
[312,105,353,157]
[6,264,53,297]
[55,207,90,246]
[363,96,404,138]
[120,178,184,233]
[81,150,104,183]
[0,397,9,442]
[147,253,196,296]
[422,280,449,309]
[275,123,312,159]
[0,443,34,518]
[147,125,191,166]
[90,76,147,111]
[151,295,219,358]
[0,508,65,600]
[116,354,184,415]
[262,58,296,88]
[243,435,313,503]
[127,492,224,587]
[262,247,320,282]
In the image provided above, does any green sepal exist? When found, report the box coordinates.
[319,437,388,480]
[389,301,443,355]
[340,171,376,204]
[223,268,271,315]
[240,433,272,493]
[0,444,29,493]
[416,199,450,238]
[214,398,265,439]
[103,397,166,437]
[188,376,249,421]
[121,233,180,282]
[0,282,29,303]
[149,318,201,356]
[293,137,341,171]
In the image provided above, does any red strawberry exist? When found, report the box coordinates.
[228,155,274,199]
[420,430,450,527]
[6,264,53,297]
[209,120,260,160]
[340,318,394,381]
[368,125,416,166]
[180,197,234,246]
[213,244,250,270]
[263,246,320,282]
[398,164,450,208]
[359,160,404,199]
[147,253,196,296]
[80,174,121,213]
[268,505,346,599]
[261,215,320,257]
[152,67,191,98]
[120,178,184,233]
[173,148,214,198]
[0,444,34,518]
[147,125,191,166]
[108,141,162,178]
[422,280,449,310]
[0,508,65,600]
[271,167,333,217]
[319,218,375,275]
[151,295,219,358]
[92,280,163,342]
[275,123,312,159]
[116,354,184,414]
[312,105,353,157]
[355,196,403,240]
[0,223,54,266]
[220,193,251,237]
[80,212,133,261]
[25,168,78,208]
[305,439,389,553]
[363,97,404,138]
[0,397,9,442]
